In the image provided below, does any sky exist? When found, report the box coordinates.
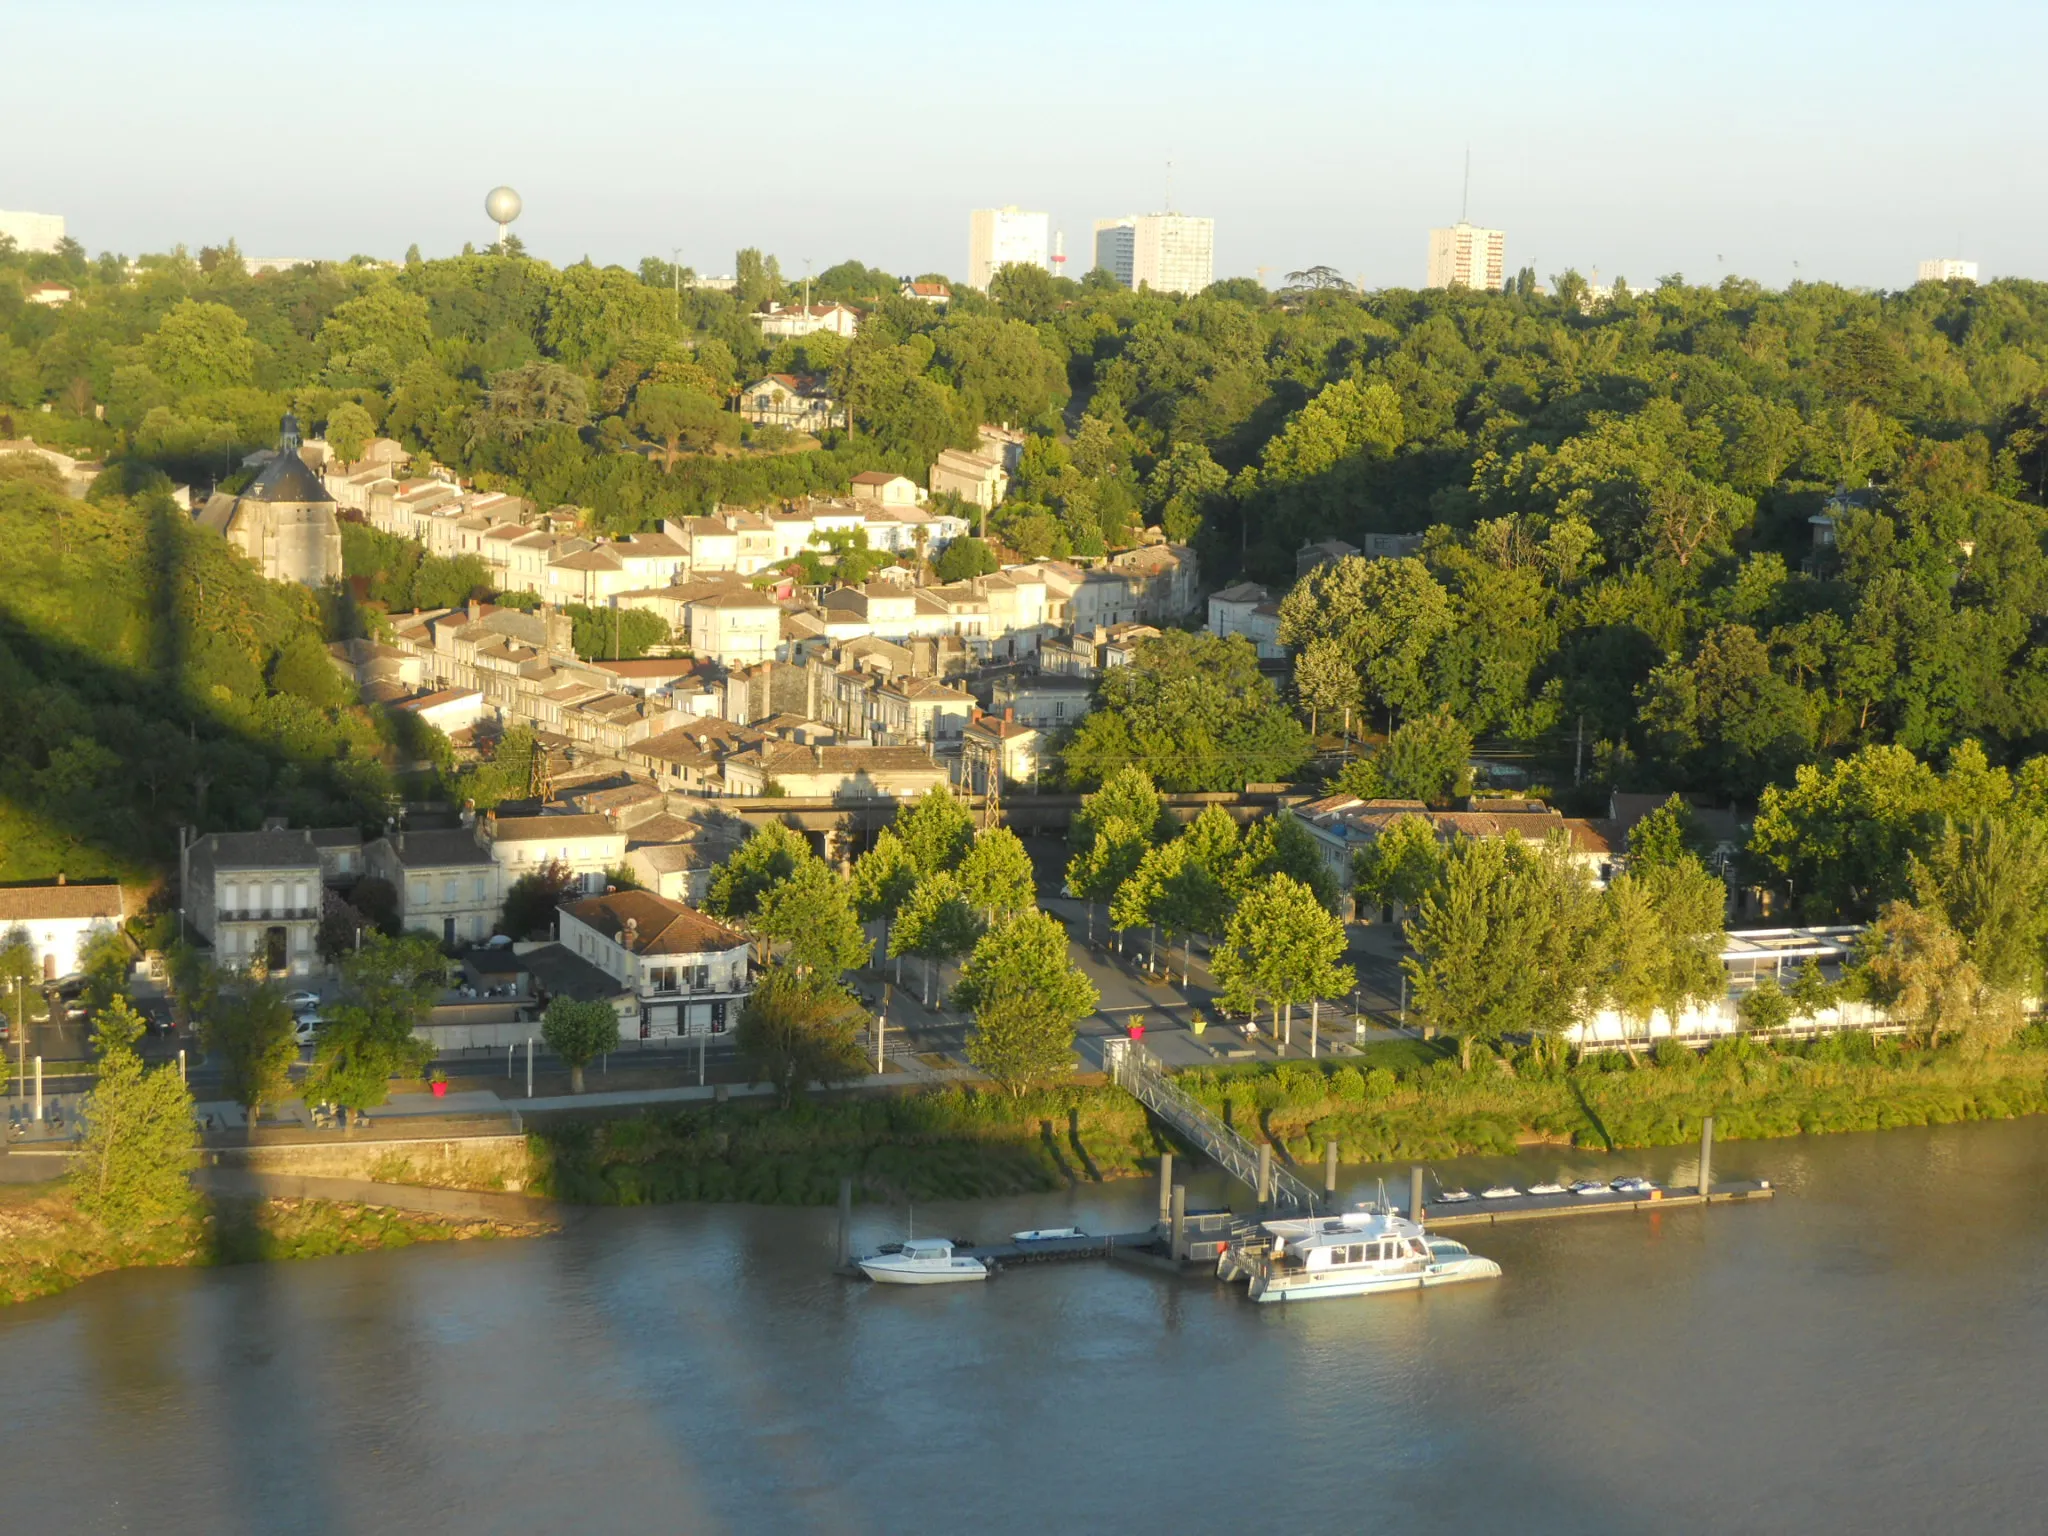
[5,0,2043,292]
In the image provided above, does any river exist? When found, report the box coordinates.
[5,1118,2045,1534]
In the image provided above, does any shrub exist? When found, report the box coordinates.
[1329,1066,1367,1102]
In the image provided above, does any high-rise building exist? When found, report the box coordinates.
[0,208,66,255]
[1426,221,1506,291]
[967,206,1050,291]
[1917,258,1979,283]
[1092,213,1215,296]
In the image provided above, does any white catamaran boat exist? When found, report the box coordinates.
[858,1237,989,1286]
[1218,1206,1501,1304]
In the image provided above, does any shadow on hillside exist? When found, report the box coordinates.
[0,495,390,884]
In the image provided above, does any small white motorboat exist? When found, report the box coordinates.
[1435,1188,1474,1203]
[1527,1182,1567,1196]
[1568,1180,1609,1196]
[1479,1185,1522,1200]
[1011,1227,1087,1243]
[1610,1177,1655,1195]
[858,1237,989,1285]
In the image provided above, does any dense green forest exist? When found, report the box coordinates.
[8,235,2048,886]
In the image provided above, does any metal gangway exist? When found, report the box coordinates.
[1103,1038,1320,1213]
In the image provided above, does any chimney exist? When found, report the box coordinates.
[623,915,639,947]
[1004,708,1014,723]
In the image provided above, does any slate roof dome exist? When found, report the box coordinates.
[243,414,333,504]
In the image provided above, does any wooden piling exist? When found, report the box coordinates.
[1698,1116,1715,1197]
[1158,1151,1174,1224]
[1410,1165,1424,1224]
[1257,1143,1273,1206]
[1169,1185,1187,1262]
[1324,1138,1339,1197]
[836,1177,853,1267]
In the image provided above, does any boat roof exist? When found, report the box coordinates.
[900,1237,952,1254]
[1261,1207,1421,1244]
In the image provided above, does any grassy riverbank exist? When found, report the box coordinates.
[1182,1030,2048,1165]
[0,1182,553,1308]
[527,1087,1167,1206]
[525,1031,2048,1206]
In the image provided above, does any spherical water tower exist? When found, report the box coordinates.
[485,186,522,249]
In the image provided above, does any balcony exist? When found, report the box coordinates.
[221,907,319,923]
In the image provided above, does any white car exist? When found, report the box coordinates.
[285,990,321,1012]
[293,1018,325,1047]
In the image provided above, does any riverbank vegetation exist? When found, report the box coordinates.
[1180,1029,2048,1165]
[0,1181,549,1307]
[526,1085,1164,1206]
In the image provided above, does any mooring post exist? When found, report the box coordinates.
[1410,1165,1424,1223]
[1257,1142,1273,1206]
[1324,1137,1339,1198]
[1698,1115,1715,1197]
[836,1176,853,1267]
[1169,1184,1187,1262]
[1157,1151,1174,1224]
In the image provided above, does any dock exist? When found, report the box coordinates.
[1423,1179,1773,1229]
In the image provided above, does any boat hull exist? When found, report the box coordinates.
[1248,1256,1501,1304]
[858,1258,989,1285]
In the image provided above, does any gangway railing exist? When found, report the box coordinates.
[1104,1038,1319,1212]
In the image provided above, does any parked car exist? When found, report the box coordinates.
[284,990,321,1012]
[293,1017,326,1047]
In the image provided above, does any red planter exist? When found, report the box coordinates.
[430,1080,449,1098]
[1128,1022,1145,1040]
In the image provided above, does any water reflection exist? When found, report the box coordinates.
[5,1120,2048,1532]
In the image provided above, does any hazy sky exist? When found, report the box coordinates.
[7,0,2041,291]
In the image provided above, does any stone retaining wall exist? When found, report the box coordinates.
[203,1133,536,1192]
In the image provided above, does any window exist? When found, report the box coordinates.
[222,883,239,913]
[443,878,458,903]
[473,877,487,902]
[410,881,427,905]
[649,965,678,993]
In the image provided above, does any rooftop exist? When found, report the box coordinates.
[563,890,747,957]
[0,881,124,922]
[486,813,619,844]
[377,829,494,869]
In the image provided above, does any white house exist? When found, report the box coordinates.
[557,890,753,1040]
[182,825,325,977]
[480,812,627,900]
[1207,581,1285,658]
[365,829,501,946]
[752,301,861,340]
[739,374,845,433]
[0,881,124,982]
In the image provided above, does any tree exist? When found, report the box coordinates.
[893,784,976,876]
[850,827,921,972]
[326,400,375,466]
[956,827,1037,923]
[77,927,133,1014]
[1910,816,2048,997]
[955,913,1100,1094]
[1279,555,1453,726]
[1071,766,1166,854]
[1211,874,1355,1052]
[1402,837,1598,1069]
[71,1000,197,1231]
[1063,632,1312,792]
[541,996,621,1094]
[1352,814,1446,918]
[1370,708,1473,804]
[304,934,444,1116]
[1627,794,1707,869]
[704,821,813,922]
[888,872,982,1005]
[201,978,298,1136]
[1857,900,1984,1048]
[1231,812,1341,913]
[933,536,998,582]
[1112,837,1228,984]
[754,858,870,978]
[1294,637,1361,738]
[735,964,868,1108]
[502,859,577,938]
[146,299,256,395]
[628,383,735,468]
[271,630,348,709]
[0,924,34,1048]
